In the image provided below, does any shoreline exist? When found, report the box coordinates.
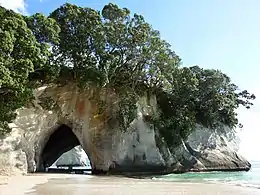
[0,174,259,195]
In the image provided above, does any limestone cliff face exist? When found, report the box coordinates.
[0,84,251,175]
[173,124,250,172]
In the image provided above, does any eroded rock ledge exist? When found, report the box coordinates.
[0,84,251,176]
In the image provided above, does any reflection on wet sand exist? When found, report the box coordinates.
[22,174,259,195]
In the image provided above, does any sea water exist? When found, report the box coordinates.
[153,161,260,189]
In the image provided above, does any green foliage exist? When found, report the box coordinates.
[0,3,256,147]
[25,12,61,83]
[116,91,138,131]
[153,66,255,146]
[0,6,60,134]
[0,7,40,133]
[47,3,180,90]
[189,66,255,128]
[153,68,198,146]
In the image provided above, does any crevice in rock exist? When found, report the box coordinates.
[184,142,201,157]
[232,160,239,167]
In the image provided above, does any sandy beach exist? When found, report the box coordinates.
[0,174,259,195]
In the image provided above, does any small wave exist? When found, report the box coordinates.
[153,174,260,190]
[203,178,260,190]
[152,163,260,190]
[234,183,260,189]
[222,180,260,190]
[153,177,260,190]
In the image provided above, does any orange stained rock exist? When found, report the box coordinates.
[76,99,86,117]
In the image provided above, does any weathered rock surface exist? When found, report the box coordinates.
[172,124,251,173]
[0,84,251,175]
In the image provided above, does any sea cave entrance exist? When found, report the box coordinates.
[37,124,92,174]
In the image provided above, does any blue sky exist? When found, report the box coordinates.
[1,0,260,159]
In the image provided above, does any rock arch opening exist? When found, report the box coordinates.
[37,124,91,173]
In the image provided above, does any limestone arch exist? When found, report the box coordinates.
[35,123,91,172]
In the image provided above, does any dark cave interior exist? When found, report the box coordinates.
[39,124,81,170]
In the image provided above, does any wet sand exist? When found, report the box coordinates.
[0,174,259,195]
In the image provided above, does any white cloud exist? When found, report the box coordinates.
[0,0,27,14]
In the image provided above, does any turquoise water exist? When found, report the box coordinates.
[153,161,260,189]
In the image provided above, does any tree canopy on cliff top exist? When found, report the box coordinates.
[0,4,255,145]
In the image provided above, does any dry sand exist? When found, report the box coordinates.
[0,174,259,195]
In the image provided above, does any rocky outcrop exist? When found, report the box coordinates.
[172,124,251,173]
[0,84,251,175]
[50,145,91,167]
